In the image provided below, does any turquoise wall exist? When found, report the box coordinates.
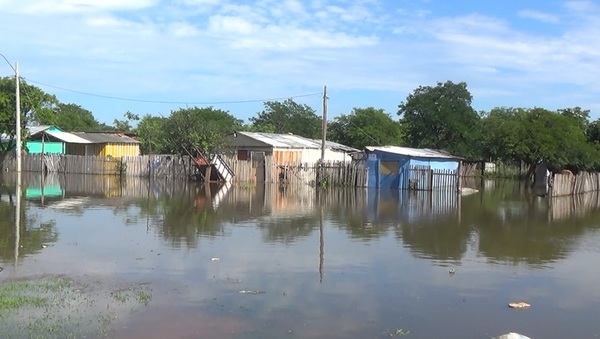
[26,141,65,154]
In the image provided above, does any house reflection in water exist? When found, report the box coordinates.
[366,189,459,226]
[24,175,64,203]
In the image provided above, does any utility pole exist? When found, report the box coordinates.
[320,85,328,163]
[15,62,22,173]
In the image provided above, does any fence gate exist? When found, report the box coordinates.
[408,166,459,191]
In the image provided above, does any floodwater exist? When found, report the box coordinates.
[1,173,600,339]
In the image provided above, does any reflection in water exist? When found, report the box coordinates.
[2,175,599,266]
[14,172,20,266]
[2,176,600,338]
[0,173,58,262]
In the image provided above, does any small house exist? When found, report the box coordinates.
[365,146,462,190]
[26,125,77,154]
[225,131,357,165]
[68,132,140,157]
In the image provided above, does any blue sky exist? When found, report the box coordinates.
[1,0,599,125]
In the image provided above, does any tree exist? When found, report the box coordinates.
[51,103,102,132]
[479,107,528,163]
[586,118,600,145]
[558,107,590,133]
[0,76,58,152]
[136,114,167,154]
[162,107,243,155]
[113,111,139,132]
[250,99,321,138]
[328,107,403,149]
[480,107,598,173]
[398,81,480,158]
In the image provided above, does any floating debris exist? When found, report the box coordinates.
[494,332,532,339]
[41,245,47,248]
[211,257,220,261]
[0,266,3,272]
[449,268,456,276]
[508,302,531,309]
[238,290,266,295]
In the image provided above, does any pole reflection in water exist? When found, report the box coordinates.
[319,205,324,283]
[14,172,21,267]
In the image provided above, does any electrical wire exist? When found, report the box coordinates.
[25,78,322,105]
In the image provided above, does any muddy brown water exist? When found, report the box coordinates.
[1,173,600,338]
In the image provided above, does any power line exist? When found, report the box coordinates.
[25,78,322,105]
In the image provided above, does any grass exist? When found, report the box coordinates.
[136,291,152,305]
[0,277,70,311]
[0,275,153,338]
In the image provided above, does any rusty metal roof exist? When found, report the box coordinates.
[237,131,358,152]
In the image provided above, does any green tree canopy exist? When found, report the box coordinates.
[328,107,403,149]
[112,111,139,132]
[398,81,480,159]
[250,99,321,138]
[136,114,167,154]
[0,76,58,149]
[48,103,102,132]
[558,106,590,133]
[480,107,599,171]
[162,107,243,155]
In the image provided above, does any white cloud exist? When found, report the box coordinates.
[85,15,140,28]
[208,15,257,35]
[4,0,158,14]
[4,0,600,123]
[178,0,220,5]
[169,22,200,37]
[518,9,560,23]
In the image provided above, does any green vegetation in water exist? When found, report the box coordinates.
[0,277,70,311]
[115,158,127,178]
[136,290,152,305]
[0,276,152,338]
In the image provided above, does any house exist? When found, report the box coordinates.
[26,126,140,157]
[26,125,84,154]
[225,131,358,165]
[68,132,140,157]
[365,146,462,190]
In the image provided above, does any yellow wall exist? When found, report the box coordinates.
[102,143,140,157]
[66,143,140,157]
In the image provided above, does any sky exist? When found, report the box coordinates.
[1,0,600,126]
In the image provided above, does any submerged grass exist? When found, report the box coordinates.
[0,275,152,338]
[0,277,70,311]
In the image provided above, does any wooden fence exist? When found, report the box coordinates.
[408,166,460,191]
[1,153,197,179]
[1,152,368,187]
[550,191,600,221]
[221,153,368,187]
[551,171,600,197]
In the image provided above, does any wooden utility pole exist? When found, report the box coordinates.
[15,62,22,173]
[320,86,328,163]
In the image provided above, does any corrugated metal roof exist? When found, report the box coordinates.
[238,131,358,152]
[73,132,140,144]
[44,130,92,144]
[365,146,460,159]
[28,125,54,135]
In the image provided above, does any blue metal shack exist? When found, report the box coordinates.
[365,146,461,189]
